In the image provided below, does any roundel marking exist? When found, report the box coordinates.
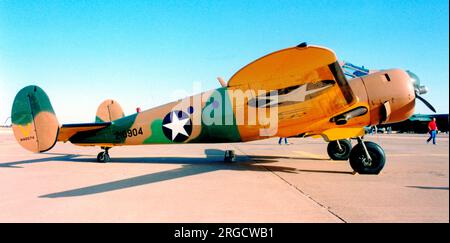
[161,110,192,142]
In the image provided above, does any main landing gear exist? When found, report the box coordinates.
[327,139,352,160]
[97,147,111,163]
[328,137,386,174]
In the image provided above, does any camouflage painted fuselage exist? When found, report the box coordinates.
[69,87,243,146]
[14,45,382,152]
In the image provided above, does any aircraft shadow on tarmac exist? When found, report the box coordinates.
[0,153,87,168]
[0,149,353,198]
[406,186,449,191]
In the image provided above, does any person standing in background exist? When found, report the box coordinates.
[278,137,289,145]
[427,118,438,145]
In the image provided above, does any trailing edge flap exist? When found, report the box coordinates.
[57,122,111,142]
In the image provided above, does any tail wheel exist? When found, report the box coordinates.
[327,139,352,160]
[349,141,386,174]
[97,151,110,163]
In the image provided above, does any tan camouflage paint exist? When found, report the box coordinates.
[96,99,125,122]
[11,45,418,153]
[12,111,59,152]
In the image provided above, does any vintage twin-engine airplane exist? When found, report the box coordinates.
[11,43,435,174]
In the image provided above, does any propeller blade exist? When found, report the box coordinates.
[416,94,436,113]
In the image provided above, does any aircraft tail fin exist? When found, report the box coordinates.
[95,99,125,123]
[11,85,59,153]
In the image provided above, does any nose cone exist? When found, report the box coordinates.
[361,69,416,125]
[407,70,428,95]
[406,70,421,88]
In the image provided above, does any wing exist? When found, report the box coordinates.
[227,44,356,105]
[57,122,111,142]
[227,44,358,140]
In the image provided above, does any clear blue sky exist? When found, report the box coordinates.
[1,0,448,123]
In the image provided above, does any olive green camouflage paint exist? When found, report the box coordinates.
[189,87,241,143]
[70,87,242,145]
[11,85,242,146]
[69,113,138,144]
[95,116,106,123]
[144,119,172,144]
[11,86,55,126]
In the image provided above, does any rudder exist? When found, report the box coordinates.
[11,85,59,153]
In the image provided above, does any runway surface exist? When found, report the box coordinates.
[0,128,448,222]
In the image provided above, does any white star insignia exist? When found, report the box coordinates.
[163,112,190,141]
[258,84,333,107]
[273,83,332,105]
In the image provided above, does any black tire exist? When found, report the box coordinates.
[97,151,110,163]
[97,152,105,162]
[327,139,352,160]
[104,153,110,162]
[349,141,386,174]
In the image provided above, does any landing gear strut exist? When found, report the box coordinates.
[327,139,352,160]
[97,147,111,163]
[349,137,386,174]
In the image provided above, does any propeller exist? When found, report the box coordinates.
[415,93,436,113]
[406,70,436,113]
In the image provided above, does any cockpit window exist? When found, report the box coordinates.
[341,62,370,79]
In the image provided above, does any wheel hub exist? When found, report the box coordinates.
[359,155,372,167]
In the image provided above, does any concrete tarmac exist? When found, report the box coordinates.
[0,128,448,222]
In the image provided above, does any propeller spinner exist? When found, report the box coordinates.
[406,70,436,113]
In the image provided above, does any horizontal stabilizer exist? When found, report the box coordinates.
[58,122,111,142]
